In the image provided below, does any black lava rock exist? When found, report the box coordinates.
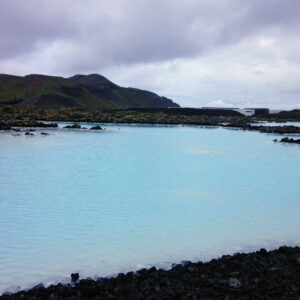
[64,123,81,129]
[1,246,299,299]
[71,273,80,282]
[25,131,34,136]
[280,137,300,144]
[90,125,102,130]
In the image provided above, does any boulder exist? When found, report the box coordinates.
[280,137,300,144]
[71,273,80,282]
[64,123,81,129]
[25,131,34,136]
[90,125,102,130]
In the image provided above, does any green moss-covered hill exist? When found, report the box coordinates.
[0,73,179,109]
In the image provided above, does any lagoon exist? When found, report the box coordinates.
[0,124,300,293]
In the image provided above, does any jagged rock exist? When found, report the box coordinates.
[1,246,300,299]
[71,273,79,282]
[90,125,102,130]
[64,123,81,129]
[280,137,300,144]
[40,122,58,128]
[25,131,34,136]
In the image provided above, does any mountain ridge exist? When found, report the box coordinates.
[0,73,179,109]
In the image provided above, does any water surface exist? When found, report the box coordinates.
[0,124,300,293]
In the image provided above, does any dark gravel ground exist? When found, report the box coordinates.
[1,246,299,299]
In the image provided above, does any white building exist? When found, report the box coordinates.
[234,108,256,116]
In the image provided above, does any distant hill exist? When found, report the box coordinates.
[0,73,179,109]
[275,109,300,119]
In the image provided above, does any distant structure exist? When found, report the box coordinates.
[234,108,256,116]
[132,107,284,116]
[235,108,269,116]
[133,107,241,116]
[202,107,270,116]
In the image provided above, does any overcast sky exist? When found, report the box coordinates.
[1,0,300,109]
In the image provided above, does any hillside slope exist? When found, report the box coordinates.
[0,74,179,109]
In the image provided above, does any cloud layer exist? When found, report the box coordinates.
[1,0,300,109]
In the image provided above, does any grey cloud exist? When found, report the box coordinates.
[0,0,76,59]
[1,0,300,109]
[1,0,300,72]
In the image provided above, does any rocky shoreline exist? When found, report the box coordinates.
[1,246,299,299]
[1,105,300,137]
[230,124,300,135]
[2,119,300,137]
[1,106,300,136]
[0,121,58,131]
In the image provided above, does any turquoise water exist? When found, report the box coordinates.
[0,124,300,293]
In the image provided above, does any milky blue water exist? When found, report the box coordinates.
[1,124,300,293]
